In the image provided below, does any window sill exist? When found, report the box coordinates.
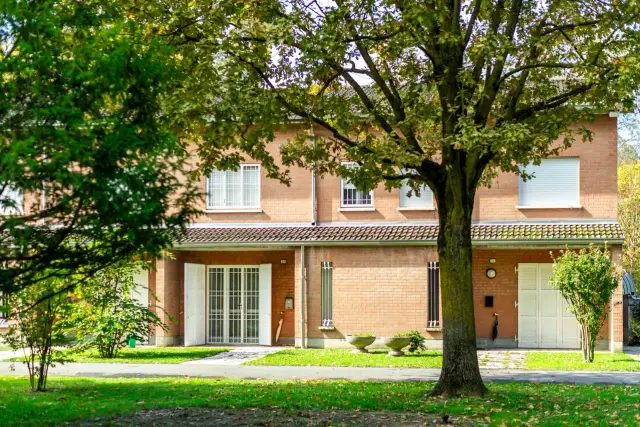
[516,205,583,210]
[338,206,376,212]
[318,326,336,331]
[397,207,436,211]
[205,208,263,213]
[425,327,442,332]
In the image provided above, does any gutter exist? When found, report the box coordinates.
[299,245,306,348]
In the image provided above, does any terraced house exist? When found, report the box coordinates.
[133,114,624,351]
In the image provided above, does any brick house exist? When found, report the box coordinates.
[131,114,624,351]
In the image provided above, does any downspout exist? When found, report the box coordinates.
[300,245,306,348]
[310,126,317,225]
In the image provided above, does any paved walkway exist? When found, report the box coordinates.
[183,346,283,365]
[1,362,639,386]
[477,350,526,369]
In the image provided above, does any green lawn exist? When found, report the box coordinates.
[4,346,232,364]
[244,348,444,368]
[246,348,640,371]
[526,352,640,371]
[1,376,640,426]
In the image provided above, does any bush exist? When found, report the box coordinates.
[551,246,621,362]
[4,278,74,391]
[70,260,170,359]
[392,331,426,353]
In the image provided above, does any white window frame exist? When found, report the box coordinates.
[0,184,23,216]
[339,162,374,210]
[517,157,581,209]
[398,180,435,211]
[206,164,261,212]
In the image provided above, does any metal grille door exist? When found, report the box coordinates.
[207,266,261,344]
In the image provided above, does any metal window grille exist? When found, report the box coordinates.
[428,262,440,328]
[206,165,260,209]
[341,162,372,206]
[321,262,333,327]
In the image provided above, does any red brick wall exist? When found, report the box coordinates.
[182,116,617,225]
[154,250,295,344]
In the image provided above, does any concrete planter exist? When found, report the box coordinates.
[382,337,411,356]
[345,335,376,353]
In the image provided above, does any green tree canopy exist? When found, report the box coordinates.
[137,0,640,396]
[0,0,197,295]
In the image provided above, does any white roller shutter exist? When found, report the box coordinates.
[518,158,580,208]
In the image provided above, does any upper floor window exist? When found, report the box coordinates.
[399,181,434,210]
[0,184,22,215]
[518,157,580,208]
[341,162,373,208]
[206,164,261,211]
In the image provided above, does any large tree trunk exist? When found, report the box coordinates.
[430,166,488,397]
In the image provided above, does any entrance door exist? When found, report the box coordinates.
[207,265,270,344]
[518,263,580,348]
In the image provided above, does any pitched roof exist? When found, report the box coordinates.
[177,222,623,245]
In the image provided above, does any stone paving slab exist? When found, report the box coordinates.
[183,346,284,365]
[1,362,640,386]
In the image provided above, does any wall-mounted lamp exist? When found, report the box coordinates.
[489,258,496,264]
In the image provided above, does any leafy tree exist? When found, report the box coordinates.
[618,114,640,165]
[139,0,640,395]
[69,260,169,359]
[619,163,640,279]
[0,1,197,296]
[551,246,621,363]
[4,277,74,391]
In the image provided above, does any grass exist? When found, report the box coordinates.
[244,348,444,368]
[4,346,232,364]
[526,352,640,371]
[1,375,640,426]
[247,348,640,371]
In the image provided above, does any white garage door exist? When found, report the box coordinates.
[518,263,580,349]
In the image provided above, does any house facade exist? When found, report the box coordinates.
[136,114,624,351]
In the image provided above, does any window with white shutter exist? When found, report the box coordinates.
[206,165,261,210]
[399,181,434,209]
[518,158,580,208]
[0,184,22,215]
[341,162,373,207]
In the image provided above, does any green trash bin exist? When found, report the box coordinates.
[128,337,137,348]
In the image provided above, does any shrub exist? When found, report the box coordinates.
[70,260,170,359]
[551,245,621,362]
[4,277,74,391]
[392,331,426,353]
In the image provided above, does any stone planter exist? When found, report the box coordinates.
[345,335,376,353]
[381,337,411,356]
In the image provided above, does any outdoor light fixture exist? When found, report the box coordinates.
[486,268,497,279]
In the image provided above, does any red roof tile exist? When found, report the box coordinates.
[177,223,623,245]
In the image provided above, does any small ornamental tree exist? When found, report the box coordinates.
[69,260,170,359]
[4,277,74,392]
[618,163,640,279]
[551,246,621,362]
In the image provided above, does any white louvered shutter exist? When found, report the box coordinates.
[518,158,580,208]
[399,182,434,209]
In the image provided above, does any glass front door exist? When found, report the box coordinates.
[207,266,260,344]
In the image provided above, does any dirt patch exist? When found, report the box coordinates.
[78,407,476,426]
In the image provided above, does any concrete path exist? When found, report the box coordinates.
[1,362,640,386]
[625,346,640,361]
[477,350,526,369]
[183,346,284,365]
